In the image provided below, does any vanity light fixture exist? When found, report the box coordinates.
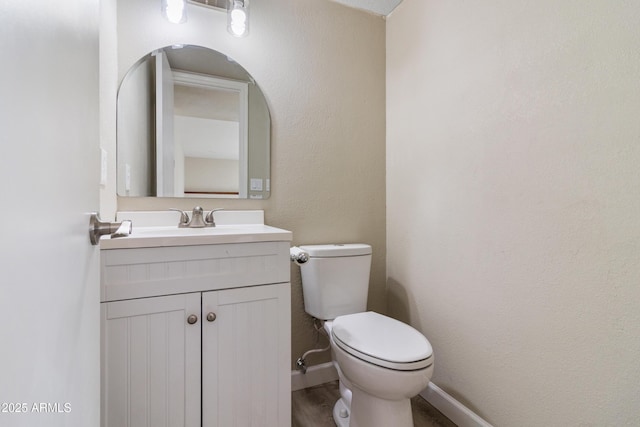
[227,0,249,37]
[162,0,187,24]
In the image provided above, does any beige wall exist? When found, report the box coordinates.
[100,0,118,220]
[387,0,640,425]
[101,0,386,368]
[184,157,239,193]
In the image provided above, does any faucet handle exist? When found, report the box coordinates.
[205,208,224,227]
[169,208,190,227]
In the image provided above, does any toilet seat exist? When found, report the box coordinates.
[331,312,433,371]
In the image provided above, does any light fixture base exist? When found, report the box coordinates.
[188,0,226,12]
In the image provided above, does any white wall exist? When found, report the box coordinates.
[105,0,386,368]
[174,115,239,159]
[387,0,640,425]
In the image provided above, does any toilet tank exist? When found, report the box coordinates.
[298,244,372,320]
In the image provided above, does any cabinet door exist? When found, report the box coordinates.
[202,283,291,427]
[102,293,201,427]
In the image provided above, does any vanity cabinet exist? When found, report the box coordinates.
[100,240,291,427]
[102,293,201,427]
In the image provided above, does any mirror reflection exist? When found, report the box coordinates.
[117,45,271,199]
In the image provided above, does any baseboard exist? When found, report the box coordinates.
[420,382,493,427]
[291,362,338,392]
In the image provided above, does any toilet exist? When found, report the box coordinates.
[295,244,434,427]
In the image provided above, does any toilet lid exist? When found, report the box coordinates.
[331,311,433,371]
[299,244,371,257]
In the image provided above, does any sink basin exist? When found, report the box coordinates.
[100,210,292,249]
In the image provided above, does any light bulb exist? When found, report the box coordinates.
[231,21,246,36]
[162,0,186,24]
[227,0,249,37]
[231,8,246,24]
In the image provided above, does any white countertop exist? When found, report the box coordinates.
[100,210,292,249]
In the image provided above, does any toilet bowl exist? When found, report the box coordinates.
[294,244,434,427]
[329,311,433,427]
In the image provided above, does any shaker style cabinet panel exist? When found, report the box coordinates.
[202,283,291,427]
[101,293,202,427]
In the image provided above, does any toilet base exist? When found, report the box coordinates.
[349,385,413,427]
[332,398,350,427]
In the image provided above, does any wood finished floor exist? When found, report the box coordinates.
[292,381,457,427]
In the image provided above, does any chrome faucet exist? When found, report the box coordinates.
[170,207,223,228]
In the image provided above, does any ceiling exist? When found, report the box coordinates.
[329,0,404,16]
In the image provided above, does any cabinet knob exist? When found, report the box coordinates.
[187,314,198,325]
[206,312,217,322]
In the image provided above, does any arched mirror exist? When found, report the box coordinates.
[117,45,271,199]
